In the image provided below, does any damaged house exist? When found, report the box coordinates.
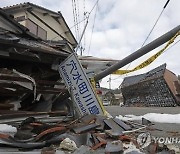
[121,64,180,107]
[0,3,77,112]
[3,2,77,48]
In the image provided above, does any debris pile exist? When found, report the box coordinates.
[0,112,177,153]
[0,7,73,112]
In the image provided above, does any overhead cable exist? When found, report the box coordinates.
[89,0,100,14]
[83,0,86,53]
[124,0,171,77]
[88,2,98,55]
[141,0,171,47]
[72,0,78,40]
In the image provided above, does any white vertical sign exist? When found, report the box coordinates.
[59,53,104,116]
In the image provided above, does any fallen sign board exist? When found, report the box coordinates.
[59,53,105,116]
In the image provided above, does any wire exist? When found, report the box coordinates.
[83,0,86,53]
[72,0,78,40]
[77,0,81,40]
[51,0,100,46]
[69,16,88,29]
[51,16,88,41]
[111,38,180,82]
[72,0,81,41]
[164,39,180,52]
[141,0,171,47]
[89,0,100,14]
[123,0,171,77]
[74,0,80,41]
[88,2,98,55]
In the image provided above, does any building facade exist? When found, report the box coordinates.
[3,2,77,50]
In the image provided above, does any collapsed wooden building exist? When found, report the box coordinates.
[121,64,180,107]
[0,3,77,112]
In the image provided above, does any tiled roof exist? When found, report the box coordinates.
[3,2,61,16]
[121,63,167,87]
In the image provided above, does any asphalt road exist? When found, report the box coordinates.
[105,106,180,116]
[105,106,180,143]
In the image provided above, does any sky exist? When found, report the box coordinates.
[1,0,180,89]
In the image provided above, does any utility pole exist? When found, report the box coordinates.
[94,25,180,82]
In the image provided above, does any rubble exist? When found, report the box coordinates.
[0,3,179,154]
[0,7,73,113]
[59,138,77,151]
[105,140,123,153]
[0,112,177,153]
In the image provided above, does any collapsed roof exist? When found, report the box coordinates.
[0,7,71,111]
[121,64,180,107]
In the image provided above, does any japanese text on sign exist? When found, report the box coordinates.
[59,54,104,115]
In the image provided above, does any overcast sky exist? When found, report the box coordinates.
[1,0,180,89]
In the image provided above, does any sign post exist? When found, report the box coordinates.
[59,53,105,116]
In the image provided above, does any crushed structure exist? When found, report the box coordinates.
[0,4,77,112]
[0,112,178,153]
[0,2,180,153]
[121,64,180,107]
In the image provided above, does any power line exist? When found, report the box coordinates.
[123,0,171,77]
[111,38,180,81]
[164,39,180,52]
[77,0,81,40]
[141,0,171,47]
[69,16,88,29]
[89,0,100,14]
[72,0,81,41]
[88,2,98,55]
[83,0,86,53]
[72,0,78,40]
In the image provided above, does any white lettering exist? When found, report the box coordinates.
[158,137,165,144]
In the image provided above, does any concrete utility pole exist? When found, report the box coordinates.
[94,25,180,82]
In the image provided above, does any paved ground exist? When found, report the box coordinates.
[105,106,180,144]
[105,106,180,116]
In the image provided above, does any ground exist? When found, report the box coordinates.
[106,106,180,149]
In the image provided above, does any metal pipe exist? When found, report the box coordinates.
[94,25,180,81]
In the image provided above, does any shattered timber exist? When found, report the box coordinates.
[0,2,180,154]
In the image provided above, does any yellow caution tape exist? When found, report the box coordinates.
[112,31,180,75]
[90,77,107,116]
